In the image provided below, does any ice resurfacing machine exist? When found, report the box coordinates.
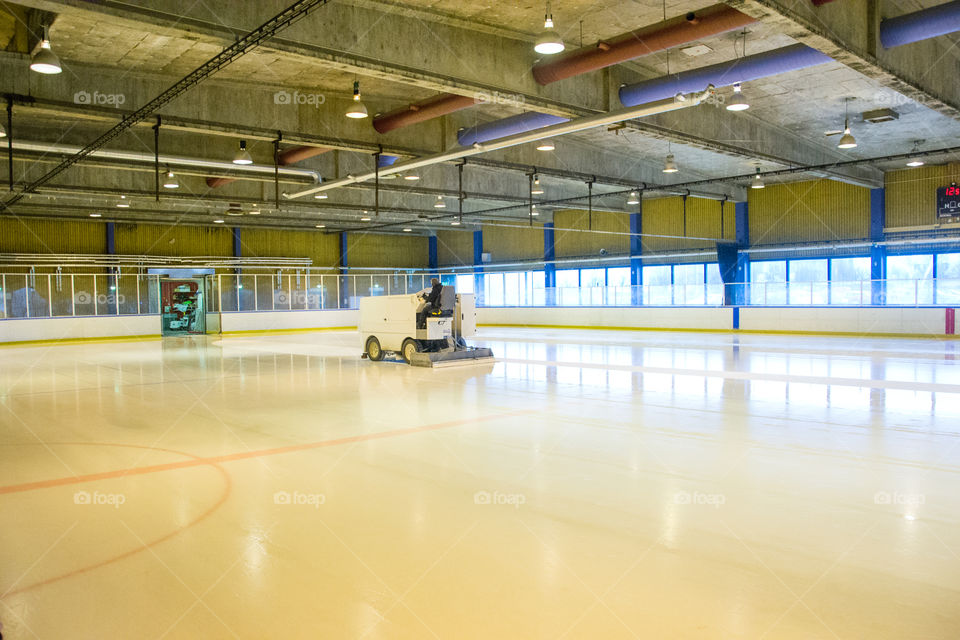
[360,286,494,367]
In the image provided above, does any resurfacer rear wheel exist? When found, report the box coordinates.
[401,338,420,364]
[366,336,383,361]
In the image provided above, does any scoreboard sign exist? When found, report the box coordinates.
[937,184,960,218]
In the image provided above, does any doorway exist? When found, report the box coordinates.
[160,279,206,336]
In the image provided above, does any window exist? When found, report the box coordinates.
[581,268,605,305]
[483,273,505,306]
[750,260,787,305]
[531,270,546,306]
[643,265,671,305]
[937,253,960,304]
[830,257,870,305]
[706,263,724,305]
[608,267,631,305]
[674,264,705,305]
[556,269,580,306]
[455,274,475,295]
[788,259,828,305]
[887,254,933,305]
[503,272,520,306]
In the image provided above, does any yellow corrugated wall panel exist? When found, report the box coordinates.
[0,218,105,254]
[347,233,428,269]
[885,163,960,229]
[641,196,729,253]
[748,179,869,245]
[436,229,474,267]
[554,209,629,257]
[240,228,338,270]
[482,223,543,262]
[115,223,233,256]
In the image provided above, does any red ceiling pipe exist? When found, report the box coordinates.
[206,145,329,188]
[373,94,477,134]
[532,4,756,85]
[206,176,236,188]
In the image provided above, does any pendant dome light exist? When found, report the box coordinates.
[531,175,544,195]
[750,165,764,189]
[727,83,749,111]
[30,26,62,74]
[530,204,540,216]
[163,168,179,189]
[534,1,564,55]
[116,195,130,208]
[536,140,555,151]
[232,140,253,165]
[837,98,857,149]
[0,122,6,138]
[403,172,420,181]
[906,140,925,167]
[627,190,640,205]
[345,81,368,119]
[314,193,328,199]
[434,195,446,208]
[662,153,678,173]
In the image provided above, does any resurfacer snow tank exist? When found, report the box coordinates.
[359,287,494,367]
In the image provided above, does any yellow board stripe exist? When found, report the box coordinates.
[0,334,161,348]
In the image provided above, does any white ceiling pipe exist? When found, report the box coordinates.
[283,88,714,200]
[11,141,320,182]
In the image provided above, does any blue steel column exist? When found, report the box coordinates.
[629,209,642,306]
[735,201,749,308]
[428,235,438,278]
[544,222,556,306]
[473,229,484,305]
[339,232,349,309]
[870,188,886,305]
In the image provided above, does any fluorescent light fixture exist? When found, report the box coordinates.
[314,193,328,199]
[403,172,420,181]
[89,213,101,217]
[536,140,555,151]
[30,28,62,74]
[434,195,446,208]
[232,140,253,165]
[315,224,325,228]
[213,219,225,224]
[403,227,412,232]
[345,81,368,119]
[627,190,640,205]
[662,154,678,173]
[726,83,749,111]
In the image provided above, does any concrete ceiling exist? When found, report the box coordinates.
[1,0,960,235]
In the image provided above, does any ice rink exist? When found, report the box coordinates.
[2,328,959,639]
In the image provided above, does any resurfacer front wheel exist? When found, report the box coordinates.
[366,336,383,361]
[401,338,420,364]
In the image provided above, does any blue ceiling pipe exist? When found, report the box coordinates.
[377,154,398,168]
[881,0,960,48]
[619,44,832,106]
[457,112,569,146]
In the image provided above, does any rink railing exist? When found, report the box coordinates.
[0,273,959,319]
